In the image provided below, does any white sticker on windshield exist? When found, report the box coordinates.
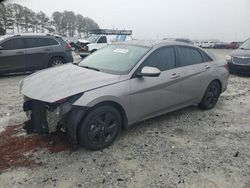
[114,49,129,53]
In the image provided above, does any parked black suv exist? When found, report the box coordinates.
[0,34,73,74]
[227,38,250,75]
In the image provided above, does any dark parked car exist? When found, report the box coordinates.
[227,38,250,75]
[0,34,73,74]
[226,42,240,49]
[213,42,227,49]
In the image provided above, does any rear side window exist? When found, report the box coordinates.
[177,47,203,66]
[25,38,59,48]
[1,38,25,50]
[143,47,176,71]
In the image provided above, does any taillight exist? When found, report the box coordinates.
[66,43,72,49]
[56,98,67,104]
[224,63,229,70]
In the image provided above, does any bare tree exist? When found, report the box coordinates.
[36,11,49,33]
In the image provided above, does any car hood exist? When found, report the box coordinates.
[230,49,250,58]
[21,64,127,103]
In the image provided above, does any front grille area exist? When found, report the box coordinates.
[233,57,250,65]
[23,100,49,134]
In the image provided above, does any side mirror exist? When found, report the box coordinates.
[137,66,161,77]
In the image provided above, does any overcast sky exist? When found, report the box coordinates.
[6,0,250,41]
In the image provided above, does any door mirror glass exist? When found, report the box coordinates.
[138,66,161,77]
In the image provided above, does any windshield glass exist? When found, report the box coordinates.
[87,35,99,43]
[0,35,11,43]
[79,44,150,74]
[240,39,250,50]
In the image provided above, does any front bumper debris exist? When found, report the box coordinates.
[23,98,72,134]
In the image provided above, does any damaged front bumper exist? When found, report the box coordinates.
[22,94,87,143]
[23,97,72,135]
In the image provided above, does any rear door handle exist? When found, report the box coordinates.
[44,48,51,52]
[204,65,211,69]
[170,73,180,79]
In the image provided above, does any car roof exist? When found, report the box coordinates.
[116,40,195,48]
[1,33,62,39]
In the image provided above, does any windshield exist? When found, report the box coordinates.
[239,39,250,50]
[0,35,11,43]
[87,35,99,43]
[79,44,150,74]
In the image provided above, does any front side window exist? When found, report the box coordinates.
[177,47,203,66]
[1,38,25,50]
[97,36,107,43]
[79,44,150,74]
[142,47,176,71]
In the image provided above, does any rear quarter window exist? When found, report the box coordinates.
[25,37,59,48]
[177,47,203,66]
[199,50,213,62]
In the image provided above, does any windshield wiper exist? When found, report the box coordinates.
[81,65,100,71]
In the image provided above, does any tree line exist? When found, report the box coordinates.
[0,3,99,37]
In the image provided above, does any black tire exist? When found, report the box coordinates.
[78,105,121,150]
[91,49,97,53]
[199,81,221,110]
[48,57,65,67]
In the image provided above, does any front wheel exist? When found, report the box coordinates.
[78,106,121,150]
[199,81,221,110]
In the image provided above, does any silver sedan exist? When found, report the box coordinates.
[21,40,229,150]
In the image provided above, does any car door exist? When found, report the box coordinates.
[24,37,53,70]
[0,38,26,72]
[130,46,183,123]
[176,46,214,105]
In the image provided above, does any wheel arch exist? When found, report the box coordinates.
[91,101,128,130]
[48,55,66,67]
[211,79,222,93]
[67,100,129,143]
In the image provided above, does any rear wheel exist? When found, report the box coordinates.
[78,106,121,150]
[48,57,65,67]
[199,81,221,110]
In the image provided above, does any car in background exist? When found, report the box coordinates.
[213,42,227,49]
[227,38,250,75]
[226,42,240,49]
[0,33,73,74]
[200,41,214,48]
[78,29,133,58]
[20,40,229,150]
[175,38,192,44]
[193,41,202,47]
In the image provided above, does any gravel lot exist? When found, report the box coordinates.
[0,50,250,188]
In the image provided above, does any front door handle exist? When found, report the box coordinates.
[170,73,180,79]
[204,65,211,69]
